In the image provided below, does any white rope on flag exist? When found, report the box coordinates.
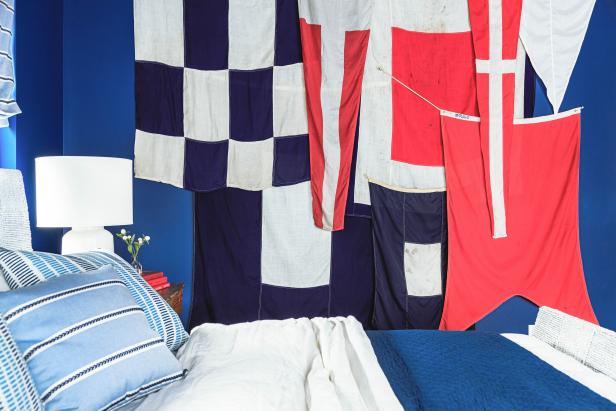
[376,65,443,112]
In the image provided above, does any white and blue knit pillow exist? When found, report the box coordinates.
[0,248,188,351]
[0,266,185,410]
[0,316,42,410]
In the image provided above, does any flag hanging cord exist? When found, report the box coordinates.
[376,65,443,112]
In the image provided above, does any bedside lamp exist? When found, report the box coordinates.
[35,156,133,254]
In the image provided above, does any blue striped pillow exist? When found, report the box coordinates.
[0,316,42,411]
[0,266,185,410]
[0,248,188,351]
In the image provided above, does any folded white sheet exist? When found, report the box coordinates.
[135,317,402,411]
[504,333,616,404]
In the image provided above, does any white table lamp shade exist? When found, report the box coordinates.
[35,157,133,254]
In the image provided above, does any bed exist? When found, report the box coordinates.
[369,330,616,410]
[112,316,616,411]
[1,168,616,410]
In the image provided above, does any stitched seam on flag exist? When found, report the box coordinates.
[133,172,185,189]
[227,181,272,191]
[487,0,507,239]
[439,192,445,296]
[513,107,582,124]
[258,197,263,321]
[319,23,343,231]
[366,178,446,193]
[5,280,126,323]
[258,187,263,319]
[182,0,186,68]
[402,193,408,329]
[439,103,578,125]
[489,69,506,238]
[368,184,380,328]
[549,0,556,111]
[256,283,330,291]
[328,238,333,317]
[271,132,277,188]
[258,283,263,320]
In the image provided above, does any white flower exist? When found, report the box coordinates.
[138,238,144,244]
[144,236,150,241]
[120,229,126,235]
[123,236,129,241]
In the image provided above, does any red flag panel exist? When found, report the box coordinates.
[439,110,597,330]
[298,4,370,231]
[391,28,478,167]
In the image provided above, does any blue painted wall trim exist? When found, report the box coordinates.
[0,117,16,169]
[14,0,63,253]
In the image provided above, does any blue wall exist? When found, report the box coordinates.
[0,117,16,169]
[62,0,194,324]
[478,1,616,333]
[14,0,64,253]
[557,0,616,333]
[14,1,616,332]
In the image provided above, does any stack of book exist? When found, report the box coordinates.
[142,271,170,291]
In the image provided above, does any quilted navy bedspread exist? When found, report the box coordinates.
[368,330,615,411]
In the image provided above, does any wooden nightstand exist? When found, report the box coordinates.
[158,283,184,315]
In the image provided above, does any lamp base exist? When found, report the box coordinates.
[61,227,114,255]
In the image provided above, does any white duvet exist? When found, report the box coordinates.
[135,316,402,411]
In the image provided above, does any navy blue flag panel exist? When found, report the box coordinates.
[133,0,310,191]
[190,184,375,329]
[134,0,456,329]
[370,183,447,329]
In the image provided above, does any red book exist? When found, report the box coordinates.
[142,271,164,281]
[154,282,170,291]
[147,277,169,287]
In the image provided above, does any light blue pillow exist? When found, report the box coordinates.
[0,248,188,351]
[0,316,42,410]
[0,266,185,410]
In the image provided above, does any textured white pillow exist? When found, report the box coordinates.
[0,169,33,252]
[531,306,616,381]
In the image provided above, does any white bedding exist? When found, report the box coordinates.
[123,321,616,411]
[134,317,402,411]
[504,333,616,403]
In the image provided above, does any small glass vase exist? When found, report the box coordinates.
[131,256,143,275]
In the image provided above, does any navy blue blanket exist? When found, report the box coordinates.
[368,330,616,411]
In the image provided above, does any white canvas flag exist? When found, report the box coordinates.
[520,0,595,113]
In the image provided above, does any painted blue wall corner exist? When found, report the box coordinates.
[0,117,16,169]
[15,0,64,253]
[62,0,194,325]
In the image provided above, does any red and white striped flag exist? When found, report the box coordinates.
[298,0,372,231]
